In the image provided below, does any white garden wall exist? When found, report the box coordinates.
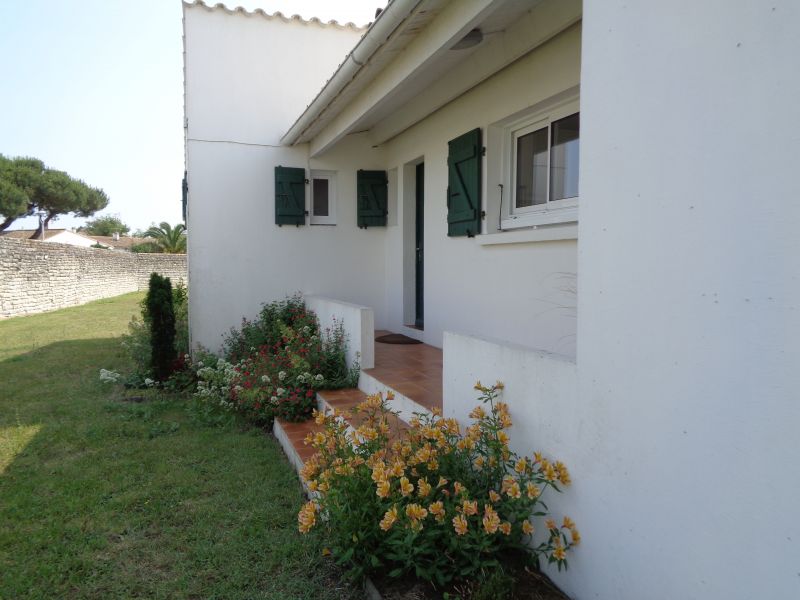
[305,295,374,370]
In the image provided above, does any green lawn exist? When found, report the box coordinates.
[0,293,359,599]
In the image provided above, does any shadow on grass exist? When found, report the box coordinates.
[0,338,360,600]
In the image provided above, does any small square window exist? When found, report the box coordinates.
[310,171,336,225]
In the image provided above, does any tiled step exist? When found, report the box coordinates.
[272,417,322,485]
[274,388,414,484]
[317,388,411,441]
[359,333,443,421]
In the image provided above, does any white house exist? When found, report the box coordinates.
[183,1,800,599]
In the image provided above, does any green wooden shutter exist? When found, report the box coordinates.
[275,166,306,226]
[357,170,388,228]
[447,128,482,237]
[181,171,188,223]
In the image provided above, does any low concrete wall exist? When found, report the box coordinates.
[0,237,187,318]
[304,295,374,369]
[442,331,579,588]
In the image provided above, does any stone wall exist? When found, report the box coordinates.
[0,237,187,318]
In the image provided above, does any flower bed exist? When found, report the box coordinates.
[191,295,358,426]
[297,383,579,596]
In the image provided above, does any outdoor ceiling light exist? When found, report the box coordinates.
[451,28,483,50]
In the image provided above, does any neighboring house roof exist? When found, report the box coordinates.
[90,235,149,250]
[184,0,368,31]
[0,228,73,241]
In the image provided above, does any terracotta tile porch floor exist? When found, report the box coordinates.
[367,330,443,412]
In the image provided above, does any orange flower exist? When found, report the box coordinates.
[489,490,501,503]
[553,544,567,561]
[380,506,398,531]
[390,460,405,478]
[499,522,511,535]
[570,528,581,545]
[428,501,445,521]
[469,406,486,419]
[526,482,540,499]
[497,431,509,445]
[555,461,571,486]
[545,518,557,530]
[453,514,468,535]
[461,500,478,516]
[522,520,534,535]
[482,505,500,534]
[297,501,318,534]
[399,477,414,497]
[474,456,485,471]
[453,481,465,496]
[406,503,428,521]
[437,477,448,488]
[506,481,521,499]
[562,516,575,529]
[514,458,528,474]
[417,477,432,498]
[376,479,390,498]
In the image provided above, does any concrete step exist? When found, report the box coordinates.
[358,369,437,422]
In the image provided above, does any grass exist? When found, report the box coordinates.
[0,293,361,599]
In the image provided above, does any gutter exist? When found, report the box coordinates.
[280,0,423,146]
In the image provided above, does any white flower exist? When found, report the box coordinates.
[197,361,204,368]
[315,374,324,382]
[302,325,311,334]
[261,375,270,383]
[144,378,155,387]
[278,371,287,381]
[276,387,285,396]
[270,396,278,405]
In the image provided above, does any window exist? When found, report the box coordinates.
[500,100,579,229]
[310,170,336,225]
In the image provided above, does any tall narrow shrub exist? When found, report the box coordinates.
[146,273,176,380]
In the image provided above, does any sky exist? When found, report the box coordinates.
[0,0,379,233]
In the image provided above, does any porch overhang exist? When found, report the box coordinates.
[280,0,582,157]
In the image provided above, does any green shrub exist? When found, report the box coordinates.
[123,280,189,383]
[191,295,358,427]
[130,242,162,253]
[146,273,176,381]
[298,384,579,587]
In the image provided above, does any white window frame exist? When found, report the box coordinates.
[309,170,336,225]
[501,98,580,230]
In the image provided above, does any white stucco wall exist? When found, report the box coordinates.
[183,5,382,351]
[379,24,581,357]
[576,2,800,599]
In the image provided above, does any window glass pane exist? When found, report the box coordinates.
[516,127,548,208]
[550,113,579,201]
[313,178,329,216]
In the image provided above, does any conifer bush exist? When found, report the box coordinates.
[146,273,176,381]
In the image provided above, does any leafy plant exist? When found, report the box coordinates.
[191,295,358,427]
[298,383,579,588]
[123,281,189,382]
[144,221,187,254]
[146,273,176,381]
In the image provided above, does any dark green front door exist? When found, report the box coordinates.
[415,163,424,330]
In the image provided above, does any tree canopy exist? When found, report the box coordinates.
[80,214,130,236]
[145,222,187,254]
[0,154,108,231]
